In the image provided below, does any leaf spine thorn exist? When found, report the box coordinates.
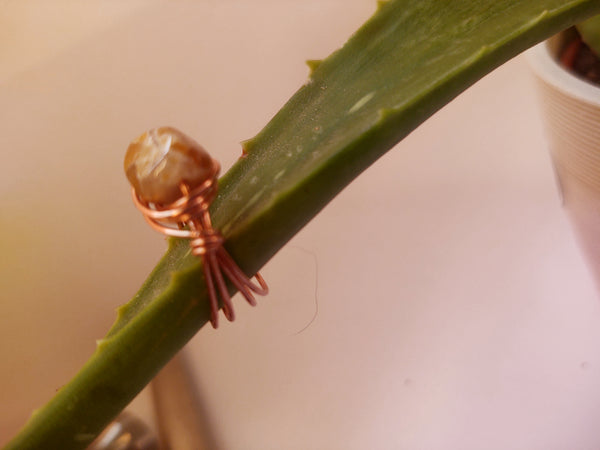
[376,0,390,11]
[306,59,323,75]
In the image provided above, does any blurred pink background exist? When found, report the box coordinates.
[2,1,600,448]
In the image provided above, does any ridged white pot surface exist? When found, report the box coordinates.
[530,38,600,285]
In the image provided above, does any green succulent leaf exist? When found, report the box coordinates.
[7,0,600,448]
[578,14,600,55]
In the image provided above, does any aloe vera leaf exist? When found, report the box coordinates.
[578,14,600,55]
[7,0,600,448]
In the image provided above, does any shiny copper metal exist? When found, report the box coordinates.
[132,159,268,328]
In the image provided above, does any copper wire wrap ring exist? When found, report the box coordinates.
[131,160,268,328]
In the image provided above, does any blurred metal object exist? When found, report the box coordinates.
[90,351,219,450]
[88,411,159,450]
[151,351,221,450]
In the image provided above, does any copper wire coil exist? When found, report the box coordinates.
[132,161,219,236]
[131,160,268,328]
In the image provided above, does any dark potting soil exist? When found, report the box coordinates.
[560,31,600,86]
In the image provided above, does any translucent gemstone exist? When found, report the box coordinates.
[124,127,215,204]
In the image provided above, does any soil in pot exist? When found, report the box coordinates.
[559,27,600,86]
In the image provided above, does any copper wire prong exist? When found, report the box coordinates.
[216,249,268,306]
[207,251,235,322]
[202,256,220,328]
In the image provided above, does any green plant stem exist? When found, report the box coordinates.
[7,0,600,448]
[578,14,600,54]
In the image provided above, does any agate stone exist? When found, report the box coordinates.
[124,127,214,204]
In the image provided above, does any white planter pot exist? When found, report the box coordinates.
[529,36,600,285]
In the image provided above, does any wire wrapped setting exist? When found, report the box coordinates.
[131,160,268,328]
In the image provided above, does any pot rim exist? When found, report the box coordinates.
[528,40,600,106]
